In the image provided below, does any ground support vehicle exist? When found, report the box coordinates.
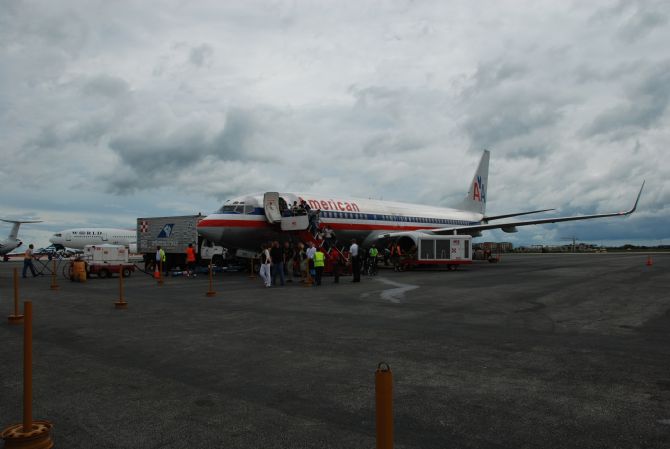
[62,244,136,279]
[474,242,502,263]
[395,235,473,271]
[87,263,135,279]
[137,215,227,272]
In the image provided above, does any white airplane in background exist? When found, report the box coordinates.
[197,150,644,253]
[49,228,137,252]
[0,219,42,257]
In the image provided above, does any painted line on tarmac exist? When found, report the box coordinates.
[375,277,419,303]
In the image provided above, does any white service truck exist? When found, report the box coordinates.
[137,214,227,271]
[83,244,136,278]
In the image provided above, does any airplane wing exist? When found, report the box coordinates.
[378,182,645,239]
[484,209,555,221]
[0,219,43,224]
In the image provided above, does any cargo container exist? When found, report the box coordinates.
[137,214,226,271]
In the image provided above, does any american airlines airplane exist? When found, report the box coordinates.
[49,228,137,252]
[197,151,644,253]
[0,219,42,257]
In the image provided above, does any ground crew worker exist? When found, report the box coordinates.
[391,241,403,271]
[185,243,197,277]
[22,243,38,278]
[313,247,325,286]
[156,245,166,274]
[368,243,379,275]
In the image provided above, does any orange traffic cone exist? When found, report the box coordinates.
[646,256,653,266]
[154,266,160,279]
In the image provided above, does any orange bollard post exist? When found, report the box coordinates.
[115,267,128,309]
[375,362,393,449]
[646,256,653,266]
[248,258,256,279]
[1,301,54,448]
[49,260,59,291]
[206,264,216,297]
[8,268,24,324]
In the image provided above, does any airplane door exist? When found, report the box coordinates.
[101,233,108,242]
[66,233,72,242]
[263,192,282,224]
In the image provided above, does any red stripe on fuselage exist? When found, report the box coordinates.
[198,219,270,229]
[198,218,441,232]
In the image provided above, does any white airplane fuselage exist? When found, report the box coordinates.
[196,150,643,253]
[49,228,136,251]
[0,219,41,256]
[197,193,483,251]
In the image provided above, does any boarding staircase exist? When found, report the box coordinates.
[262,191,347,266]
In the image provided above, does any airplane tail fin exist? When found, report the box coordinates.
[458,150,489,216]
[0,219,42,240]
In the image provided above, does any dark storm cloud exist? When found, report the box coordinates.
[81,75,130,98]
[459,60,566,157]
[348,85,450,156]
[189,44,213,67]
[105,108,275,194]
[592,1,669,43]
[28,119,109,149]
[582,61,670,139]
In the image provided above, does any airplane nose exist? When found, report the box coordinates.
[197,223,223,243]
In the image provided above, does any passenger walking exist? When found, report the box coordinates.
[313,247,325,286]
[350,239,360,282]
[22,244,38,278]
[323,226,334,250]
[259,244,272,287]
[283,241,295,283]
[306,241,317,284]
[297,242,308,283]
[301,199,311,213]
[270,241,285,286]
[185,243,197,277]
[329,249,343,283]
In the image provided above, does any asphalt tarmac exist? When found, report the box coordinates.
[1,253,669,449]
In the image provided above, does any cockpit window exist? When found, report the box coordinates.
[217,201,245,214]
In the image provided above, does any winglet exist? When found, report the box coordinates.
[622,181,645,215]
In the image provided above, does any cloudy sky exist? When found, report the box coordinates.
[1,0,668,249]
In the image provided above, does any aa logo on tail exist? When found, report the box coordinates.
[473,176,486,203]
[157,224,174,238]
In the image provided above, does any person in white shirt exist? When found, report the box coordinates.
[305,241,317,284]
[349,239,360,282]
[259,243,272,287]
